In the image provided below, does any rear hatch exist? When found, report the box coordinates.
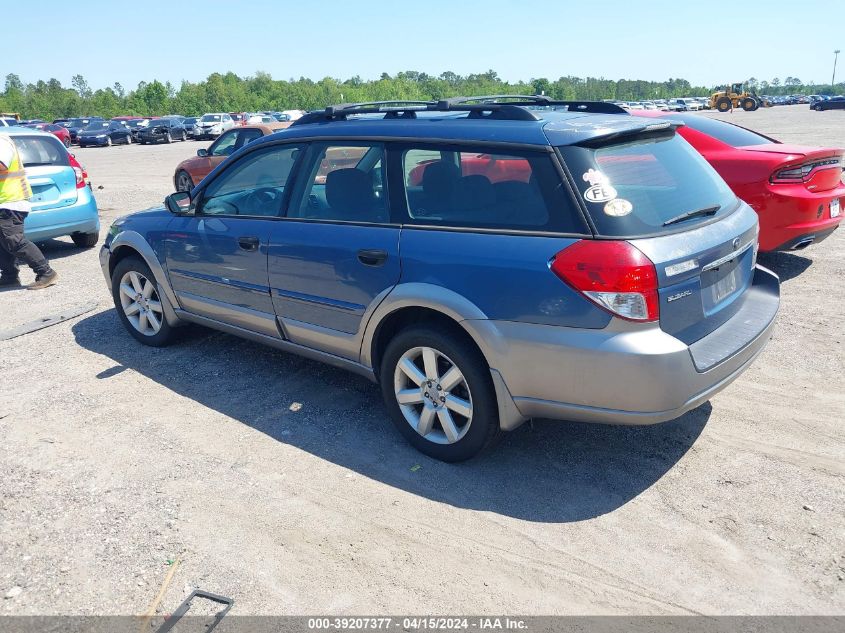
[14,134,78,211]
[558,126,760,346]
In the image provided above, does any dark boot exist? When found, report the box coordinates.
[27,269,59,290]
[0,273,21,287]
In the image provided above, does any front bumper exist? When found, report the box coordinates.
[79,137,108,146]
[476,265,779,426]
[24,186,100,242]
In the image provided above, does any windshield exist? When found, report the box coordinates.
[673,114,773,146]
[148,119,168,126]
[183,118,197,125]
[83,122,109,131]
[201,114,222,122]
[69,118,90,127]
[559,132,736,237]
[127,119,149,128]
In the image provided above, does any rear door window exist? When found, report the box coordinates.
[559,132,737,237]
[398,144,587,233]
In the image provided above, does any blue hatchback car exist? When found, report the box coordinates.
[2,127,100,247]
[100,97,780,461]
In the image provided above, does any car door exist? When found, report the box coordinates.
[165,142,305,338]
[267,141,400,360]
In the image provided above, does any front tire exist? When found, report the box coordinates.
[106,136,112,147]
[716,97,732,112]
[741,97,755,111]
[175,170,194,193]
[71,231,98,248]
[380,325,500,462]
[111,256,177,347]
[125,134,132,144]
[181,131,187,141]
[63,138,71,148]
[165,132,172,144]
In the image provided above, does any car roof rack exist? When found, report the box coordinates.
[291,95,629,126]
[294,101,436,125]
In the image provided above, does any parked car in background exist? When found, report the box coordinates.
[104,96,780,461]
[126,118,152,141]
[137,118,188,144]
[66,117,104,144]
[23,122,72,147]
[812,96,845,111]
[53,118,71,126]
[246,113,276,124]
[182,117,200,138]
[78,120,134,147]
[229,112,247,126]
[632,110,843,251]
[173,121,291,191]
[196,113,235,139]
[0,117,20,127]
[1,127,99,247]
[281,109,306,121]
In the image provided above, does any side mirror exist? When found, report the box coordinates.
[197,148,208,157]
[166,191,193,214]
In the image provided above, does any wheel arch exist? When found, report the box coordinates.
[108,231,182,326]
[360,284,526,431]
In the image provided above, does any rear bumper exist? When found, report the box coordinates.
[23,187,100,242]
[477,265,779,426]
[751,184,843,251]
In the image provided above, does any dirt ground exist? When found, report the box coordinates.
[0,105,843,616]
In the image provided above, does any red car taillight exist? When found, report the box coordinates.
[550,240,659,322]
[770,157,843,184]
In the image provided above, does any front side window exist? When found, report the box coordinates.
[199,144,304,217]
[400,145,585,232]
[289,143,387,223]
[209,130,238,156]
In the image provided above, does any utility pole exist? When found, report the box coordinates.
[834,50,841,92]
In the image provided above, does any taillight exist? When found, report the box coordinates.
[73,166,85,188]
[550,240,659,322]
[770,158,842,183]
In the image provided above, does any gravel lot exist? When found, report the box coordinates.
[0,105,843,616]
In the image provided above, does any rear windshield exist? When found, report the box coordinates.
[83,122,109,131]
[13,135,69,167]
[673,114,773,147]
[559,132,736,237]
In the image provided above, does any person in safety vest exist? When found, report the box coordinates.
[0,134,58,290]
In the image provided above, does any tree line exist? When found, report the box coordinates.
[2,71,842,120]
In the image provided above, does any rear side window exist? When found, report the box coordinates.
[674,115,773,146]
[559,132,736,237]
[399,145,587,233]
[13,135,69,167]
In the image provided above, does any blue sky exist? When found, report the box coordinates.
[8,0,844,89]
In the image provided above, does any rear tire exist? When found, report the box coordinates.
[71,231,99,248]
[111,256,177,347]
[380,325,500,462]
[181,131,187,141]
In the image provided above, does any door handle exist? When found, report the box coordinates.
[357,249,388,266]
[238,236,260,251]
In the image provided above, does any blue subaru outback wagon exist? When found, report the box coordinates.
[100,96,780,461]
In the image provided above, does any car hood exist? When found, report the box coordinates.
[198,120,222,126]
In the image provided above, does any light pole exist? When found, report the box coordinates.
[834,50,841,92]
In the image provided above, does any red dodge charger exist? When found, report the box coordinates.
[632,111,843,252]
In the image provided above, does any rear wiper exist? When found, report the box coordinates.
[662,205,720,227]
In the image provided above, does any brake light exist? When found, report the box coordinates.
[68,153,88,188]
[550,240,659,322]
[770,158,842,183]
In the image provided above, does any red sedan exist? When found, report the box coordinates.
[632,111,843,252]
[24,122,72,148]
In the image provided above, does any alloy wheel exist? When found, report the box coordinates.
[118,271,163,336]
[393,346,473,445]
